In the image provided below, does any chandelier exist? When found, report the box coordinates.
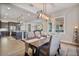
[37,3,49,20]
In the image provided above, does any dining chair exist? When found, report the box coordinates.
[0,32,1,38]
[27,44,37,56]
[16,32,22,39]
[34,31,41,38]
[27,32,35,39]
[41,31,47,37]
[39,34,61,56]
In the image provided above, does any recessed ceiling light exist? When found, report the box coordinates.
[8,7,11,10]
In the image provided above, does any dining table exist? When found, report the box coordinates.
[22,36,50,56]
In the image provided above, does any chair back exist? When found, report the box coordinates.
[49,34,61,56]
[27,32,35,39]
[34,31,41,38]
[0,32,1,38]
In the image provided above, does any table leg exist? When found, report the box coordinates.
[35,47,40,56]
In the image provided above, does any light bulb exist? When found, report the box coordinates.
[8,7,11,10]
[75,26,78,29]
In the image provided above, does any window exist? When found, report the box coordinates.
[55,16,64,32]
[28,24,31,32]
[49,22,52,32]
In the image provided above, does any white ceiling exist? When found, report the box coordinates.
[0,3,37,22]
[0,3,78,22]
[13,3,78,15]
[31,3,78,14]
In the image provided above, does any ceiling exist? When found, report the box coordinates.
[0,3,37,22]
[13,3,78,15]
[34,3,78,14]
[0,3,78,22]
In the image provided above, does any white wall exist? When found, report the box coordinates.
[51,5,79,42]
[77,5,79,43]
[0,4,1,18]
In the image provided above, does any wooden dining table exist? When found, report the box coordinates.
[22,37,50,56]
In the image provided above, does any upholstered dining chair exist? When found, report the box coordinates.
[0,32,1,38]
[27,32,35,39]
[39,34,61,56]
[34,30,41,38]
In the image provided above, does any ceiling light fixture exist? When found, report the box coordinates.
[75,25,78,29]
[37,3,49,20]
[39,13,49,20]
[8,7,11,10]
